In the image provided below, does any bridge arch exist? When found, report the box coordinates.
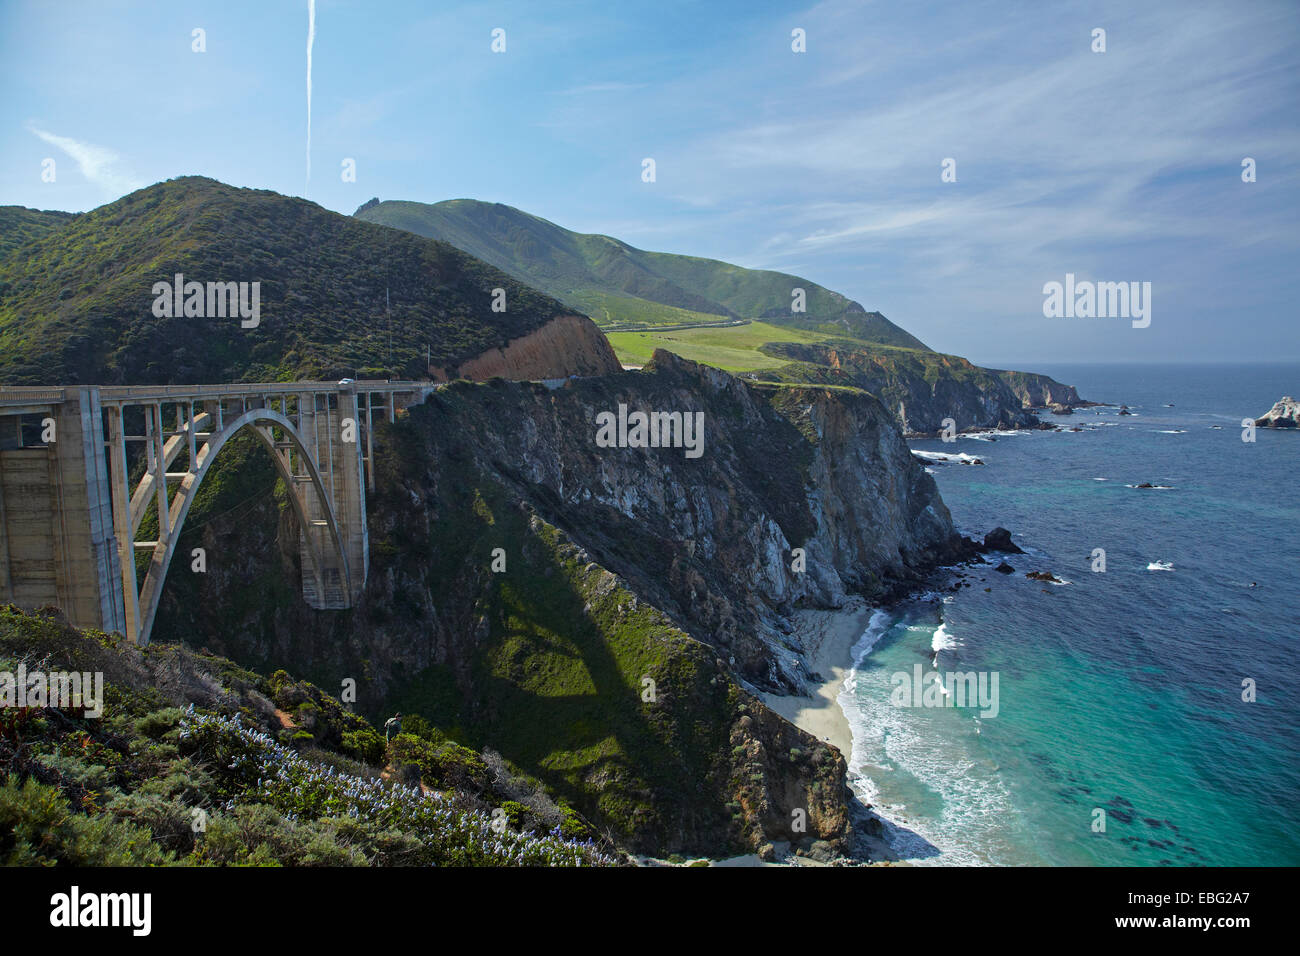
[134,406,352,645]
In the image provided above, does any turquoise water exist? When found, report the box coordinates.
[842,364,1300,866]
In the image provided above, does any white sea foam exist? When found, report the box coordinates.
[1147,561,1175,571]
[962,428,1029,441]
[912,450,985,465]
[840,610,894,698]
[931,623,960,655]
[838,618,1018,866]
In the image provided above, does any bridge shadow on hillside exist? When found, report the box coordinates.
[415,516,729,848]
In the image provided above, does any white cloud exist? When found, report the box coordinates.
[27,126,143,197]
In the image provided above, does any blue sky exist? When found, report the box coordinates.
[1,0,1297,365]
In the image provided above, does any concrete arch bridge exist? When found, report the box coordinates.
[0,380,436,644]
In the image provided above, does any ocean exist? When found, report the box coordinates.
[841,363,1300,866]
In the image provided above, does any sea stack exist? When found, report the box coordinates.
[1254,396,1299,428]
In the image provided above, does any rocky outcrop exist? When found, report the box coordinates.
[435,312,621,381]
[1025,571,1064,584]
[1255,396,1299,428]
[983,527,1024,554]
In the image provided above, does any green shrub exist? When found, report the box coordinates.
[195,804,370,867]
[0,777,173,866]
[341,727,385,765]
[136,707,184,740]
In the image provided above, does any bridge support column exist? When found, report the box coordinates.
[295,390,368,607]
[0,389,125,635]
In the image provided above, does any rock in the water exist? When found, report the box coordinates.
[1118,405,1133,416]
[1048,403,1073,415]
[1026,571,1064,584]
[1254,396,1299,428]
[984,527,1025,553]
[995,562,1015,574]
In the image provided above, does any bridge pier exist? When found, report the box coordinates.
[0,388,125,636]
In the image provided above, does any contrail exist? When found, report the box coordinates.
[306,0,315,192]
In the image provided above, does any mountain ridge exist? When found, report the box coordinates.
[354,197,931,350]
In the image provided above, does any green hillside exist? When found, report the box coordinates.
[354,198,929,349]
[0,178,576,386]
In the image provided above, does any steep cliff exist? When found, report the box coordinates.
[148,351,962,856]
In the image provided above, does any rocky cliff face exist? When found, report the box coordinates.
[149,351,962,856]
[434,313,622,381]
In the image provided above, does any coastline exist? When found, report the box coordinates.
[760,596,876,762]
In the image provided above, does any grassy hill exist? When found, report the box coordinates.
[354,198,929,349]
[0,178,579,386]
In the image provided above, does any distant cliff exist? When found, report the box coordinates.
[992,369,1085,409]
[755,341,1082,435]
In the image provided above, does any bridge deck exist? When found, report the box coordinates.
[0,380,438,408]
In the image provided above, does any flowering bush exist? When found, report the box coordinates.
[178,708,613,867]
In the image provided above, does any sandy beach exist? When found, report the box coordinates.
[760,597,876,761]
